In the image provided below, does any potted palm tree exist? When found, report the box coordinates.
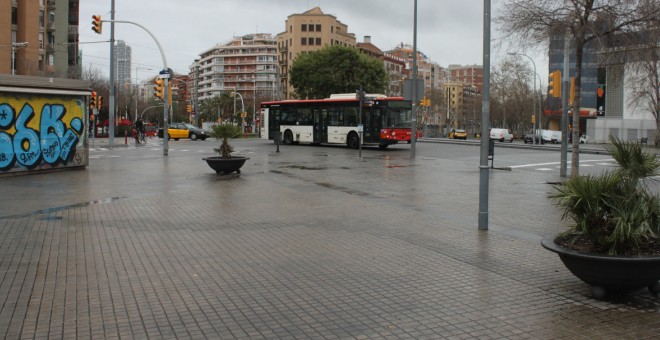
[203,124,249,175]
[543,136,660,299]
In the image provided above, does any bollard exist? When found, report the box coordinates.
[276,131,280,152]
[124,130,128,145]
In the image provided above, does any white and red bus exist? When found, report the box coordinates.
[259,94,417,149]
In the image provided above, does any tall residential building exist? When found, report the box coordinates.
[196,33,278,106]
[1,0,80,77]
[446,64,484,93]
[356,36,406,97]
[385,43,439,94]
[114,40,131,85]
[276,7,356,99]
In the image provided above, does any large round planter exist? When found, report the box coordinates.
[542,237,660,299]
[203,156,248,175]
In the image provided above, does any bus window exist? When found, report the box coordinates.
[344,107,358,126]
[298,108,312,125]
[329,107,341,126]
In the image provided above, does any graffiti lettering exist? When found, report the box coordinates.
[0,102,83,171]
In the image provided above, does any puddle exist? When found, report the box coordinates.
[0,197,124,219]
[281,165,328,170]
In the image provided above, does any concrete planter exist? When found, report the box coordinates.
[542,237,660,299]
[203,156,248,175]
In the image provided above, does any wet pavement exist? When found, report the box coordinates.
[0,137,659,339]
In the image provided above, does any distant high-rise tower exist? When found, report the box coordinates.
[1,0,80,77]
[114,40,132,85]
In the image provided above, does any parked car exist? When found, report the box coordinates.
[449,129,467,140]
[157,123,208,141]
[489,128,513,142]
[523,132,541,144]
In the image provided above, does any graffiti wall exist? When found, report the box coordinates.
[0,92,88,174]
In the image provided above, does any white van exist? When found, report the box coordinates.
[489,128,513,142]
[541,130,561,144]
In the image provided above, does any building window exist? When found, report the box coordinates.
[289,25,292,32]
[308,37,314,45]
[331,26,334,33]
[301,24,307,32]
[316,24,321,32]
[316,38,321,45]
[301,37,307,45]
[11,7,17,25]
[39,10,44,27]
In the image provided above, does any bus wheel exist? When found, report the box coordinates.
[347,132,360,149]
[378,143,389,149]
[283,130,293,145]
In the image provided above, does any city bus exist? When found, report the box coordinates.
[259,94,416,149]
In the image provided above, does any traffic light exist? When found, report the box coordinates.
[186,104,192,113]
[98,96,104,109]
[91,15,102,34]
[154,78,164,100]
[531,115,535,124]
[167,82,172,104]
[90,91,97,109]
[548,70,561,98]
[569,77,576,105]
[419,96,430,107]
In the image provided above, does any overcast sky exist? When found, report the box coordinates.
[80,0,548,84]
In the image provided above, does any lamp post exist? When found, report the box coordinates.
[10,42,28,75]
[508,52,540,143]
[231,90,245,130]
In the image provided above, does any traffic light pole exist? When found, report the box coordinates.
[99,19,170,156]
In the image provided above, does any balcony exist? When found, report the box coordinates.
[47,0,56,9]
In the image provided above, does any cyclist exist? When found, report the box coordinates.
[135,118,145,144]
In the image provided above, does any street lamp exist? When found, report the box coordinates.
[9,42,28,75]
[231,90,245,131]
[508,52,541,143]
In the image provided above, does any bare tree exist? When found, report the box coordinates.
[498,0,660,176]
[491,57,534,136]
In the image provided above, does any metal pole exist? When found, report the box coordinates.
[109,0,115,146]
[560,32,570,177]
[410,0,417,159]
[163,78,169,155]
[478,0,491,231]
[358,86,363,159]
[11,44,15,75]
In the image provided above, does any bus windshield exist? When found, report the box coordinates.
[382,107,413,128]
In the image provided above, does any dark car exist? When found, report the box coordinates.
[157,123,208,141]
[523,133,542,144]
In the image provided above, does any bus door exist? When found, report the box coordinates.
[363,105,380,143]
[313,108,328,143]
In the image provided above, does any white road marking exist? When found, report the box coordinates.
[509,158,614,169]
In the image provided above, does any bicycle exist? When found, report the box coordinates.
[138,130,146,144]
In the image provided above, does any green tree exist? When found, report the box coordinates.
[199,92,235,124]
[290,45,388,99]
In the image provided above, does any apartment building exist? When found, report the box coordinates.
[195,33,278,108]
[385,44,438,93]
[356,36,406,97]
[276,7,356,99]
[0,0,80,77]
[447,64,483,94]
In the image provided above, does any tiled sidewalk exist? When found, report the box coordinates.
[0,140,658,339]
